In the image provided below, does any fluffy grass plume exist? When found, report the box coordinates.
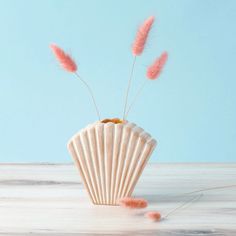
[145,211,162,221]
[132,16,155,56]
[50,44,77,72]
[119,197,148,209]
[146,51,168,80]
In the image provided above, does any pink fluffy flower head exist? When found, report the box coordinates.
[145,211,162,221]
[146,51,168,80]
[119,197,148,209]
[50,44,77,73]
[132,16,155,56]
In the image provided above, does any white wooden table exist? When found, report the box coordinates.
[0,163,235,235]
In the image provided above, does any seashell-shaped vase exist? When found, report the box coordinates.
[67,120,157,205]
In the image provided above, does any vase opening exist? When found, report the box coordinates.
[101,118,123,124]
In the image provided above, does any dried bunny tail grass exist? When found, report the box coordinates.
[125,52,168,118]
[125,51,168,119]
[145,211,162,221]
[119,197,148,209]
[147,51,168,80]
[50,44,100,120]
[50,44,77,72]
[123,16,155,119]
[132,16,155,56]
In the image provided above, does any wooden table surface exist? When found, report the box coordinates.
[0,163,235,235]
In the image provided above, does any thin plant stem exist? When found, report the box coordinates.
[122,56,137,120]
[74,72,101,120]
[162,194,203,220]
[125,80,147,119]
[161,184,236,221]
[181,184,236,196]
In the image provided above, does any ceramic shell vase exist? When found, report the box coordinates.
[67,121,157,205]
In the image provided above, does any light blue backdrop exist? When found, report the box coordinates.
[0,0,235,162]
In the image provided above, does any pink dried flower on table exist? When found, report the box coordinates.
[119,197,148,209]
[132,16,155,56]
[146,51,168,80]
[50,44,77,72]
[145,211,162,221]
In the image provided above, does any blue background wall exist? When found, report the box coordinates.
[0,0,235,162]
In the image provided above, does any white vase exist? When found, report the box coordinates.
[67,121,157,205]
